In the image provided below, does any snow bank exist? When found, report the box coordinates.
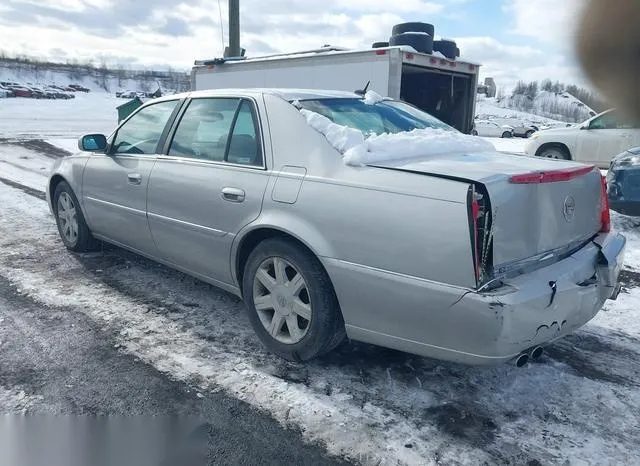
[300,109,494,166]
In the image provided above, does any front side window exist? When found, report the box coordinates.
[297,98,455,136]
[169,98,262,166]
[112,100,178,155]
[590,111,619,130]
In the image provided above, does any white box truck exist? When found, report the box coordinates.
[191,46,481,134]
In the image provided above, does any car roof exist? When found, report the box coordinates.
[166,88,361,102]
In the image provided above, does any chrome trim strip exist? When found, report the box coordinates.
[325,257,471,292]
[155,154,267,171]
[147,211,229,237]
[84,196,146,216]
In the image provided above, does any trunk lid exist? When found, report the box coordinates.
[373,152,603,278]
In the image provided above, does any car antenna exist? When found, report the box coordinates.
[355,80,370,96]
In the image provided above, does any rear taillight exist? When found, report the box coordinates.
[600,175,611,232]
[471,192,481,281]
[509,165,595,184]
[468,185,493,287]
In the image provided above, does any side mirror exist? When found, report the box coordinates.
[78,134,107,152]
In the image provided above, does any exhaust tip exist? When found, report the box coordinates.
[515,353,529,367]
[531,346,544,360]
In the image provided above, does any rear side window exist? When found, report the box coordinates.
[297,98,454,136]
[112,100,178,155]
[227,101,261,165]
[169,98,262,166]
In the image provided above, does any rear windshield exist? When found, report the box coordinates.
[296,98,455,136]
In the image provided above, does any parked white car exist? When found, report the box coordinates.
[525,108,640,168]
[472,120,514,138]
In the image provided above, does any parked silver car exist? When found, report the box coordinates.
[46,89,626,366]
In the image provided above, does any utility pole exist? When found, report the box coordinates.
[228,0,240,57]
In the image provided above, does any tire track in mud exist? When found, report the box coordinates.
[2,169,640,465]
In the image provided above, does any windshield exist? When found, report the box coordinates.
[296,98,456,136]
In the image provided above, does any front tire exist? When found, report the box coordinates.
[501,131,512,138]
[525,130,535,138]
[242,238,345,361]
[53,181,99,252]
[472,130,478,136]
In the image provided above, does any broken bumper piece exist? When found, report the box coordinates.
[446,232,626,365]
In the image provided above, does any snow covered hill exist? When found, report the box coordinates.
[0,59,190,95]
[477,90,599,125]
[476,96,571,129]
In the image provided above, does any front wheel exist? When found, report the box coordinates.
[242,238,346,361]
[539,147,570,160]
[525,130,535,138]
[53,181,99,252]
[471,130,478,136]
[501,131,513,138]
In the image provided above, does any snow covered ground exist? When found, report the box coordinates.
[1,95,640,465]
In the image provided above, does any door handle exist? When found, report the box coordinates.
[221,187,245,203]
[127,173,142,185]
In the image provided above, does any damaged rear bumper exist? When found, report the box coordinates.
[449,231,626,364]
[333,231,625,366]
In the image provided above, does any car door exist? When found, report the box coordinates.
[146,96,270,286]
[477,121,492,137]
[487,122,501,137]
[82,99,181,255]
[575,110,630,165]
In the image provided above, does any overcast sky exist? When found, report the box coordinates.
[1,0,589,90]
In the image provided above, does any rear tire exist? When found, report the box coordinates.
[539,146,570,160]
[53,181,100,252]
[242,238,346,361]
[501,131,512,138]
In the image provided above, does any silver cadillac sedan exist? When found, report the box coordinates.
[46,89,626,366]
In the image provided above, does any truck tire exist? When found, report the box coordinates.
[392,22,435,37]
[434,39,458,59]
[372,41,389,48]
[389,33,434,54]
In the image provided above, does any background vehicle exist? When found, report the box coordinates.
[46,88,624,366]
[0,85,14,98]
[472,120,514,138]
[8,85,33,97]
[495,119,538,138]
[525,108,640,167]
[69,84,90,92]
[193,33,480,134]
[118,90,137,98]
[608,146,640,216]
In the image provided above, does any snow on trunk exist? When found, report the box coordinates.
[300,109,494,166]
